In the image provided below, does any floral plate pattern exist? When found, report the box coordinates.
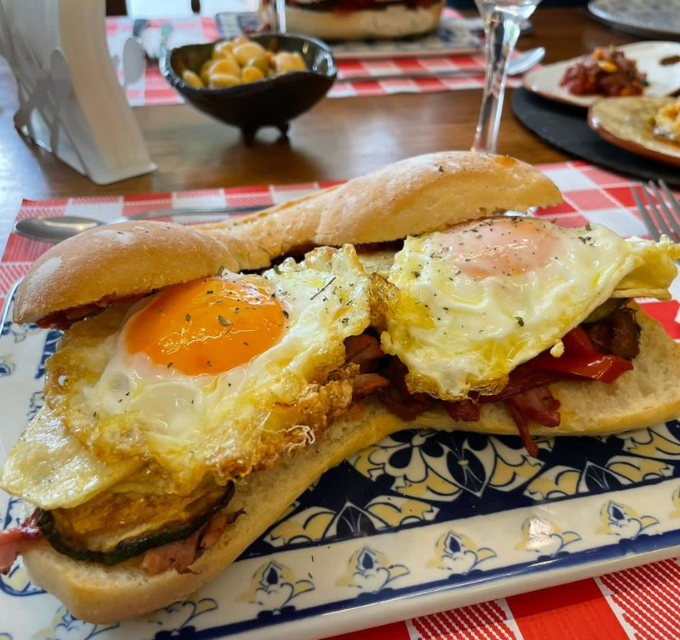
[2,286,680,640]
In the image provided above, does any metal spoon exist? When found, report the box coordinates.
[14,205,265,244]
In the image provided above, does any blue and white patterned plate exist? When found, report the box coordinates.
[588,0,680,39]
[3,282,680,640]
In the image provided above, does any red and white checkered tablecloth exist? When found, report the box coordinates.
[105,14,515,106]
[2,161,680,639]
[106,16,221,106]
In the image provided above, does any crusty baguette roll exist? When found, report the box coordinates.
[13,222,245,325]
[7,151,680,624]
[20,307,680,623]
[13,152,562,326]
[198,152,562,268]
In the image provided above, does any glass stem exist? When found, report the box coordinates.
[471,11,521,154]
[272,0,287,32]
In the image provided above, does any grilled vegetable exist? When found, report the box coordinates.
[38,482,235,566]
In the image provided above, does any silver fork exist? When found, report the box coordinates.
[632,180,680,242]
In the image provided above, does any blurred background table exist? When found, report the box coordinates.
[0,8,637,227]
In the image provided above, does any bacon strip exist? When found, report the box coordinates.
[505,385,561,457]
[344,334,385,373]
[379,358,432,421]
[445,385,561,458]
[0,511,43,575]
[444,398,480,422]
[585,307,640,360]
[352,373,390,399]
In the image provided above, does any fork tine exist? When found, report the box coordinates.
[648,181,680,241]
[659,180,680,225]
[632,184,661,241]
[641,183,675,239]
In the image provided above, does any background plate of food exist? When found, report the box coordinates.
[588,96,680,168]
[524,41,680,108]
[588,0,680,40]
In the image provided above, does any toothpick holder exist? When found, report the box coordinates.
[0,0,157,185]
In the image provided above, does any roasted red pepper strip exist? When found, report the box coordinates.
[529,326,633,383]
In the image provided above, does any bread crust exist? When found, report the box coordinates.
[198,152,562,269]
[13,152,562,327]
[12,222,250,325]
[280,2,445,40]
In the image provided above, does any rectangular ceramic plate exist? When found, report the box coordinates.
[3,282,680,640]
[215,12,483,59]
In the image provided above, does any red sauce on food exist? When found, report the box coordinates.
[560,46,647,97]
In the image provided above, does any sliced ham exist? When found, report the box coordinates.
[0,511,43,575]
[141,509,242,576]
[141,530,201,576]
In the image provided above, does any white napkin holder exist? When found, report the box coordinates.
[0,0,157,185]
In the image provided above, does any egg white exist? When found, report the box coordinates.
[381,217,680,401]
[2,245,372,507]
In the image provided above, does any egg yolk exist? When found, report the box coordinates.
[440,217,561,279]
[125,276,286,375]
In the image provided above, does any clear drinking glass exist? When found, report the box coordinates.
[471,0,542,154]
[269,0,287,32]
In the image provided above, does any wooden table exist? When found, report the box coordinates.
[0,8,636,226]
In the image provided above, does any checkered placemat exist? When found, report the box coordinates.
[2,161,680,640]
[107,16,221,106]
[105,12,520,106]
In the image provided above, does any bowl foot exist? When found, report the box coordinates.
[241,122,290,146]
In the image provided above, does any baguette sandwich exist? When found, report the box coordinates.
[2,152,680,624]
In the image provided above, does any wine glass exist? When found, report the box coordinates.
[471,0,542,154]
[268,0,287,32]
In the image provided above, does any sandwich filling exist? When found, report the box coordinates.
[375,216,680,454]
[0,217,679,576]
[0,245,374,574]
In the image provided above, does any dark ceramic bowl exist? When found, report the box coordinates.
[160,33,337,144]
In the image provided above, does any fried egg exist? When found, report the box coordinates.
[2,246,372,508]
[654,98,680,143]
[381,216,680,401]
